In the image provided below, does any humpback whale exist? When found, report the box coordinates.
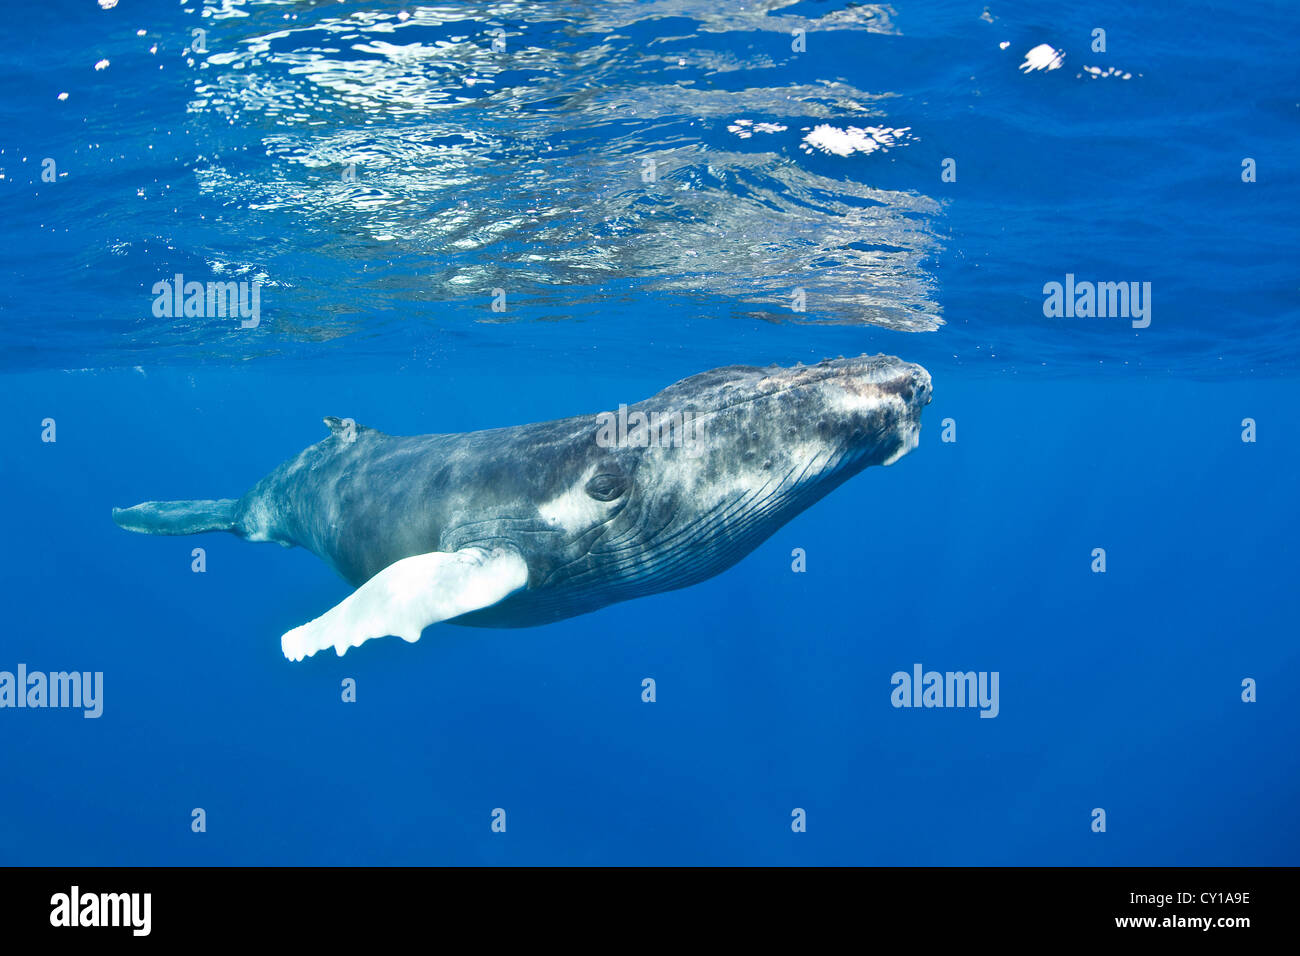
[113,355,932,661]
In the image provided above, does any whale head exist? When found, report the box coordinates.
[654,352,934,472]
[494,354,932,621]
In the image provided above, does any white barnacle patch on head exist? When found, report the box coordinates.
[825,380,898,415]
[820,375,911,431]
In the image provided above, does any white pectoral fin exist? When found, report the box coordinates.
[281,547,529,662]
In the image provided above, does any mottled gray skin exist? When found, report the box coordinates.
[119,355,931,627]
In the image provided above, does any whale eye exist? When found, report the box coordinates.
[585,471,628,502]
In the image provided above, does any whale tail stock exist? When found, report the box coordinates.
[112,498,239,536]
[113,418,362,539]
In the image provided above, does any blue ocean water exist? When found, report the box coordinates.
[1,0,1296,865]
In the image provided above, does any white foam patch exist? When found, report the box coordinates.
[1080,65,1133,80]
[800,124,912,157]
[727,118,789,139]
[1020,43,1065,73]
[281,547,527,661]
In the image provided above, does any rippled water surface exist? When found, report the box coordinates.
[4,0,1296,373]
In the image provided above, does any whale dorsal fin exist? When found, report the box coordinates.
[322,416,383,442]
[280,547,529,661]
[323,416,355,436]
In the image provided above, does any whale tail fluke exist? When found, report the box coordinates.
[112,499,239,536]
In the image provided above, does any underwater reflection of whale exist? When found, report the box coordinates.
[113,355,932,661]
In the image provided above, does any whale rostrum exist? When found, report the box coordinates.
[113,354,932,660]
